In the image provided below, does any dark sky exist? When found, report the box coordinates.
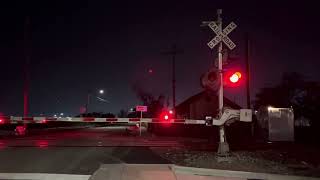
[0,1,319,116]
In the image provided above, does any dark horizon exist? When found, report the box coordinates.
[0,1,319,116]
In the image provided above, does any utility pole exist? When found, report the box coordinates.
[245,33,254,137]
[162,44,183,112]
[23,16,31,117]
[85,92,91,114]
[23,54,30,117]
[245,33,251,109]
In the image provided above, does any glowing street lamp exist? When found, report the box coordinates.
[86,89,106,113]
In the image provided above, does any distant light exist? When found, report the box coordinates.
[60,113,64,116]
[164,115,169,120]
[169,110,173,114]
[41,119,47,124]
[0,119,3,124]
[268,106,274,111]
[148,69,153,73]
[53,114,57,117]
[99,89,104,94]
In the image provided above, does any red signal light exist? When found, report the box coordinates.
[159,110,174,127]
[0,119,3,124]
[160,110,172,122]
[224,70,243,87]
[229,72,241,83]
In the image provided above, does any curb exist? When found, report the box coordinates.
[172,165,320,180]
[0,173,90,180]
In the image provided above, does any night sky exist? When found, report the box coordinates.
[0,1,319,116]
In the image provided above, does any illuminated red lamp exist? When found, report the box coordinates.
[159,111,173,127]
[229,72,242,83]
[160,111,172,122]
[224,70,243,87]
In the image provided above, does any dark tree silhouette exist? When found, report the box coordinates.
[131,83,165,117]
[76,112,115,118]
[117,109,128,118]
[254,72,320,128]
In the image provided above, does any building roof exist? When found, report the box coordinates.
[176,91,241,115]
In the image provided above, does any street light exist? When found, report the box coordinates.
[85,89,105,114]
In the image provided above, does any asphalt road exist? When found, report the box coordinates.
[0,126,210,175]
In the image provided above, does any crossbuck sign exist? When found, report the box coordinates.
[207,21,237,50]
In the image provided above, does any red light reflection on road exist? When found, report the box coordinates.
[0,141,6,149]
[36,140,49,148]
[41,119,47,124]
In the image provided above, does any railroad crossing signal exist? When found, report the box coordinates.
[207,21,237,50]
[202,9,239,156]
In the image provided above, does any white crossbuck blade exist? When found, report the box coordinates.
[207,21,237,50]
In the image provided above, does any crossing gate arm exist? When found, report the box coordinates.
[182,120,206,124]
[6,109,252,125]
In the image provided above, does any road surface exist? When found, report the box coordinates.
[0,126,317,180]
[0,126,210,175]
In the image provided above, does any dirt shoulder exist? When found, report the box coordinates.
[152,143,320,177]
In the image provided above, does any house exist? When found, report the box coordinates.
[175,91,241,119]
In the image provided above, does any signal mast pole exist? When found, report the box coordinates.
[216,9,229,156]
